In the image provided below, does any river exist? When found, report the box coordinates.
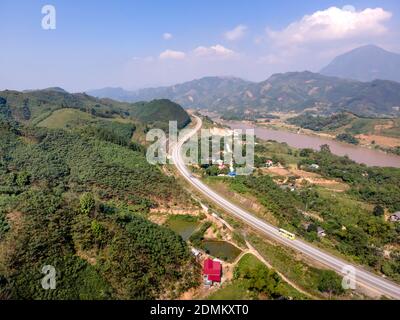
[203,113,400,168]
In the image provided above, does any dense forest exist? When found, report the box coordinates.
[0,91,199,299]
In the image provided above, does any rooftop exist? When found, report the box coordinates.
[203,258,221,283]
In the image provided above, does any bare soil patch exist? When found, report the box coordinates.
[357,134,400,148]
[264,167,348,192]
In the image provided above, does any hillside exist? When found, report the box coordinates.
[321,45,400,83]
[88,76,253,109]
[130,99,191,130]
[0,89,191,129]
[247,72,400,117]
[88,73,400,118]
[0,90,199,299]
[225,72,400,118]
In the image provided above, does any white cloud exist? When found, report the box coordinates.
[224,24,247,41]
[159,49,186,60]
[268,7,392,47]
[193,44,236,58]
[155,45,236,62]
[163,33,173,40]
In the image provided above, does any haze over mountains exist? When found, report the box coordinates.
[320,45,400,83]
[88,77,253,107]
[89,45,400,118]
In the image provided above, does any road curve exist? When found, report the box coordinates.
[172,115,400,300]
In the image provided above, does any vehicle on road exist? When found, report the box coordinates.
[279,228,296,240]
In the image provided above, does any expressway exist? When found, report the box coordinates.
[171,115,400,300]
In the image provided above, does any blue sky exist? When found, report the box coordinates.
[1,0,399,91]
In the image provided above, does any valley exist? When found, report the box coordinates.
[202,112,400,168]
[1,81,400,301]
[3,0,400,312]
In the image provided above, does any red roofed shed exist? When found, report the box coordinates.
[203,258,221,283]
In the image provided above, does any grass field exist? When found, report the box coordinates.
[247,235,326,297]
[36,108,146,145]
[37,108,137,129]
[36,108,97,129]
[207,280,251,300]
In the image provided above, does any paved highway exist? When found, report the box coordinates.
[171,115,400,299]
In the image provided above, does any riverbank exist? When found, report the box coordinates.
[200,111,400,168]
[254,116,400,157]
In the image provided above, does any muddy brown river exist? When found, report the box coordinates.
[205,114,400,168]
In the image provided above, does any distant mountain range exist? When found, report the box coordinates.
[88,71,400,118]
[88,76,252,106]
[320,45,400,83]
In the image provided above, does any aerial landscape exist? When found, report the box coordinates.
[1,0,400,312]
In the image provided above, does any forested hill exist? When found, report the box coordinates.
[0,89,191,129]
[0,90,199,299]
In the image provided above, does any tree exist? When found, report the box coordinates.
[336,133,359,145]
[320,144,331,153]
[317,270,344,298]
[247,265,281,297]
[80,193,95,215]
[300,148,313,157]
[373,205,384,217]
[16,171,30,187]
[206,165,219,176]
[307,223,318,233]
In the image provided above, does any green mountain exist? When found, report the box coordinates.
[239,71,400,117]
[0,89,191,129]
[89,72,400,118]
[130,99,191,130]
[88,76,253,108]
[320,45,400,83]
[0,89,198,299]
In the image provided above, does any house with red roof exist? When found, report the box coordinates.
[265,159,273,167]
[203,258,222,285]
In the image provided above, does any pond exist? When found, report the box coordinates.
[166,216,200,241]
[202,240,242,262]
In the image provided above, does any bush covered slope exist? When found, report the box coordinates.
[0,88,191,129]
[131,99,191,130]
[0,92,198,299]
